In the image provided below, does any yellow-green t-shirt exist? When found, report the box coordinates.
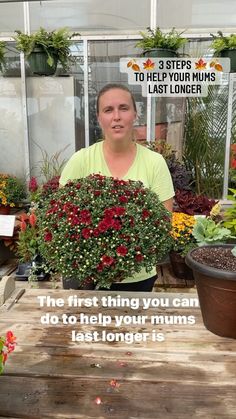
[60,141,174,283]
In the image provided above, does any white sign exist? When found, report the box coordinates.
[0,215,16,237]
[120,57,230,97]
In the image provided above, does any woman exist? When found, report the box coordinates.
[60,83,174,291]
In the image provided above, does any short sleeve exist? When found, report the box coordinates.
[59,149,86,186]
[151,154,175,202]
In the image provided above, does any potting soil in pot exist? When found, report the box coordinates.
[192,247,236,272]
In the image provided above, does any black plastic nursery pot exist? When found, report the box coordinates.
[142,48,177,58]
[62,277,96,290]
[186,245,236,339]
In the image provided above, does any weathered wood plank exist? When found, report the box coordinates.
[0,289,235,418]
[0,377,235,419]
[0,259,17,278]
[3,350,236,384]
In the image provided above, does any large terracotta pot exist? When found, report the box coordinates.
[186,245,236,339]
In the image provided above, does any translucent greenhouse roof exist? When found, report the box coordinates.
[0,0,236,36]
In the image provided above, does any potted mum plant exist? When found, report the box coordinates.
[37,174,172,289]
[0,173,26,214]
[15,27,77,76]
[186,214,236,339]
[210,31,236,72]
[170,212,197,283]
[135,27,187,57]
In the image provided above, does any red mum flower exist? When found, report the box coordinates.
[101,255,114,266]
[79,209,91,224]
[115,207,126,216]
[142,209,150,219]
[112,220,122,231]
[119,196,128,203]
[135,253,144,262]
[116,245,128,256]
[82,228,92,239]
[44,231,52,241]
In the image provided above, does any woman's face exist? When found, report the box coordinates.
[97,88,137,142]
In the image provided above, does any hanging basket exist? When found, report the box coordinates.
[27,48,58,76]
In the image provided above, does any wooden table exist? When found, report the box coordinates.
[0,289,235,418]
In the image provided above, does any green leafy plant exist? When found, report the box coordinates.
[210,31,236,54]
[0,331,16,375]
[15,27,78,70]
[223,188,236,234]
[192,216,233,246]
[184,85,230,198]
[135,27,187,53]
[17,210,39,262]
[38,174,172,289]
[0,173,26,207]
[0,40,6,72]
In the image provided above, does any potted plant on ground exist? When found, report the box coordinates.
[16,209,47,281]
[37,174,172,289]
[135,27,187,57]
[0,173,26,214]
[186,214,236,339]
[210,31,236,72]
[170,212,197,283]
[15,27,77,76]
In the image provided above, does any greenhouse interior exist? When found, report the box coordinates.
[0,2,236,417]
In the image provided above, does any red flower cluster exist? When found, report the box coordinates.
[38,174,172,288]
[0,331,16,374]
[28,177,38,193]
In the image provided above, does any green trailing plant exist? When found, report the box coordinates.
[0,40,6,72]
[192,216,233,246]
[135,27,187,53]
[210,31,236,54]
[15,27,78,70]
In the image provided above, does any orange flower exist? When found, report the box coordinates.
[29,212,37,227]
[20,220,27,231]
